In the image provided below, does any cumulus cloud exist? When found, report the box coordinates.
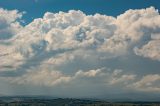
[0,8,24,71]
[0,7,160,96]
[8,67,71,86]
[0,8,23,40]
[6,68,102,86]
[5,67,136,90]
[109,70,136,85]
[128,74,160,92]
[3,66,160,93]
[2,7,160,69]
[134,37,160,61]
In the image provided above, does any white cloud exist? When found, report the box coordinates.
[110,74,136,85]
[75,69,101,77]
[0,8,24,71]
[0,8,23,40]
[5,67,136,89]
[134,35,160,61]
[6,68,103,86]
[7,66,71,86]
[1,6,160,71]
[128,74,160,92]
[0,7,160,95]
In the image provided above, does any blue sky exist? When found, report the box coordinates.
[0,0,160,23]
[0,0,160,101]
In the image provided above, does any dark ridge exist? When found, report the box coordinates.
[0,96,159,106]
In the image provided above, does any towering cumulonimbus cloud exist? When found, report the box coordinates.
[0,7,160,97]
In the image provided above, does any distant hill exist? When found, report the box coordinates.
[0,97,159,106]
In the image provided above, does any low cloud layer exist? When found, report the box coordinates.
[0,7,160,99]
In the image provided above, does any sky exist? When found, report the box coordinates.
[0,0,160,101]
